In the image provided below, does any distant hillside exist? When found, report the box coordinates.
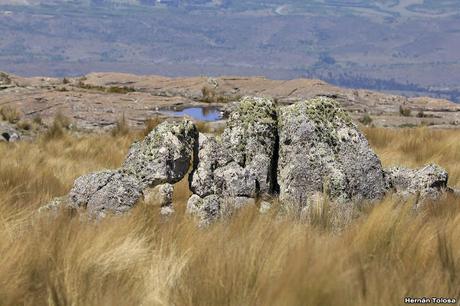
[1,0,460,101]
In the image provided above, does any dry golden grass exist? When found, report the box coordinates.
[0,106,21,123]
[0,127,459,305]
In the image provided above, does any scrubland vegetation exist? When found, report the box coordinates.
[0,126,459,305]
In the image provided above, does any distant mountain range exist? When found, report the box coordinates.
[1,0,460,101]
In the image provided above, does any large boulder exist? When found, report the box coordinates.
[220,96,278,196]
[188,97,278,222]
[122,120,198,189]
[42,120,198,219]
[69,170,143,218]
[277,97,386,211]
[385,164,448,200]
[190,96,277,197]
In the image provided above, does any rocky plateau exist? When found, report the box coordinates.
[1,72,460,142]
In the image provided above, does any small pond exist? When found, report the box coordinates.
[160,106,223,122]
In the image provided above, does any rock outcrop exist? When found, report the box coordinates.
[122,120,198,189]
[0,122,21,142]
[188,97,277,224]
[277,97,386,211]
[69,170,143,218]
[385,164,449,200]
[40,96,454,224]
[45,120,198,218]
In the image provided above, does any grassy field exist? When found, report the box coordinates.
[0,127,459,305]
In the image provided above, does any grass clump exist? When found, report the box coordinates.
[111,114,130,137]
[358,113,373,126]
[77,80,135,94]
[194,121,225,134]
[0,72,12,85]
[201,86,240,103]
[399,123,417,128]
[143,117,163,136]
[16,120,33,131]
[44,112,73,140]
[32,115,43,125]
[0,106,21,123]
[107,86,136,94]
[399,105,412,117]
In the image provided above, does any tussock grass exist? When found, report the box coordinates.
[0,127,459,305]
[143,117,164,136]
[0,106,21,123]
[364,127,460,186]
[111,114,130,137]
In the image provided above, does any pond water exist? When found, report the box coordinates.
[160,106,223,122]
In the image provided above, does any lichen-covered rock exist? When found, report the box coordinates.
[122,120,198,189]
[220,96,278,195]
[190,97,277,200]
[69,170,143,218]
[190,133,230,197]
[158,183,174,207]
[213,163,258,197]
[277,97,386,210]
[38,195,74,215]
[186,194,222,226]
[230,197,256,210]
[385,164,448,200]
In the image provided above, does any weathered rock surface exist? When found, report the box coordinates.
[0,122,21,142]
[40,96,455,223]
[191,97,277,198]
[385,164,449,200]
[122,120,198,189]
[220,96,278,196]
[3,72,460,132]
[43,120,198,218]
[188,96,277,223]
[69,170,143,218]
[277,97,386,211]
[186,194,222,226]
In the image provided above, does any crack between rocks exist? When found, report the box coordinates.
[271,110,281,195]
